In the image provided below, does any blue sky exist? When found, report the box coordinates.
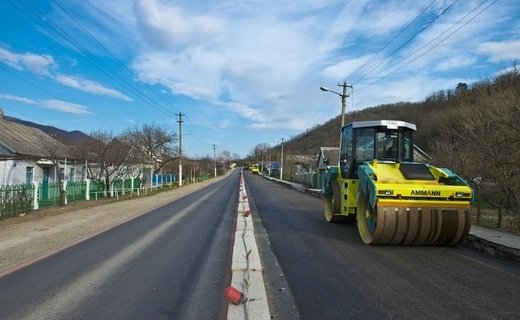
[0,0,519,158]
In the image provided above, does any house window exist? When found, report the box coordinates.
[26,167,34,185]
[59,168,65,181]
[69,168,75,181]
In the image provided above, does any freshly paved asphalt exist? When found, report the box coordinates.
[245,172,520,320]
[0,170,240,320]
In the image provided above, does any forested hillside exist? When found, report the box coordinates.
[276,67,518,158]
[279,81,484,156]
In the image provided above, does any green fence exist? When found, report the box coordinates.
[0,177,145,218]
[89,179,106,199]
[38,182,62,208]
[0,184,34,218]
[67,180,87,202]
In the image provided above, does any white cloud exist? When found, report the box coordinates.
[356,1,422,36]
[217,101,264,122]
[321,55,374,80]
[54,74,133,101]
[477,39,520,63]
[129,0,345,117]
[0,93,93,116]
[3,0,515,158]
[133,0,225,50]
[0,48,132,101]
[434,56,477,72]
[0,93,37,104]
[0,47,54,76]
[41,99,90,115]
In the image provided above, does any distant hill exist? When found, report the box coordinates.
[4,116,94,145]
[279,100,440,157]
[274,76,506,158]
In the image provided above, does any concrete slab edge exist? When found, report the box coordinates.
[227,270,271,320]
[465,234,520,263]
[227,171,271,320]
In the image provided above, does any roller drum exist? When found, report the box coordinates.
[374,207,471,245]
[357,191,471,245]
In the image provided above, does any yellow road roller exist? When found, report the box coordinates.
[322,120,473,245]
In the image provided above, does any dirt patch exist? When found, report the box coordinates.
[0,176,228,275]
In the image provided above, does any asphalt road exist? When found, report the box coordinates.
[245,172,520,320]
[0,170,239,320]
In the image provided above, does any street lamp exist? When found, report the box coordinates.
[320,81,352,128]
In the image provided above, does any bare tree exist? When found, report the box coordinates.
[40,135,71,206]
[248,143,271,163]
[121,123,178,173]
[431,67,520,227]
[218,150,232,173]
[76,130,134,196]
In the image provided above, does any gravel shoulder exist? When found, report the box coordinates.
[0,175,229,275]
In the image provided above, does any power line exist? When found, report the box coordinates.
[50,1,220,152]
[357,0,496,90]
[8,0,174,118]
[343,0,439,84]
[51,0,180,114]
[0,64,110,127]
[300,1,446,133]
[351,0,460,85]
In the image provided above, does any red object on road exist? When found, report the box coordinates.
[244,210,251,217]
[225,286,245,305]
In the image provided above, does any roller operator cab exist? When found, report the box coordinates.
[323,120,473,245]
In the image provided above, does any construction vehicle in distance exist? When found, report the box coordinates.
[322,120,473,245]
[251,164,260,174]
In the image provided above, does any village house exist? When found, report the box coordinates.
[0,108,84,186]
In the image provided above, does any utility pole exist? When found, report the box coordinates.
[339,81,353,128]
[261,150,265,174]
[268,153,271,176]
[320,81,353,128]
[279,138,285,180]
[176,112,184,186]
[213,144,217,178]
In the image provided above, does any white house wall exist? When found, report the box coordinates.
[1,159,15,185]
[0,160,86,186]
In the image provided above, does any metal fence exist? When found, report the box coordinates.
[38,182,61,208]
[0,178,145,217]
[0,184,34,218]
[67,180,87,202]
[153,174,175,186]
[91,178,142,199]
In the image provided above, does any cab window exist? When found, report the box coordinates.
[355,128,375,162]
[376,131,399,159]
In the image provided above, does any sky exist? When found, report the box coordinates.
[0,0,519,159]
